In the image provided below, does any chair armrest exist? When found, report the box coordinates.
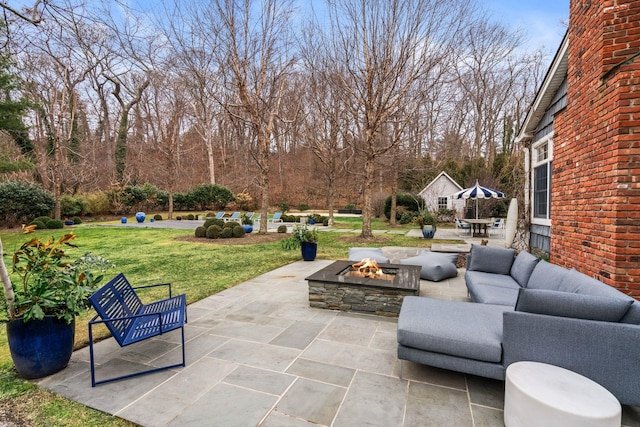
[503,310,640,406]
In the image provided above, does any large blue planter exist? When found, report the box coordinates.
[242,225,253,234]
[421,225,436,239]
[7,316,75,379]
[135,212,146,223]
[301,242,317,261]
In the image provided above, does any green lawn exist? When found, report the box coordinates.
[0,221,461,426]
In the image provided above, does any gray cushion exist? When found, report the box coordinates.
[347,247,390,264]
[510,251,540,287]
[398,297,511,363]
[467,244,515,275]
[515,288,634,322]
[467,282,520,306]
[400,253,458,282]
[621,302,640,324]
[465,271,521,290]
[526,261,571,290]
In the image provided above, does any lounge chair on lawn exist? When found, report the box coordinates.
[268,212,283,223]
[214,212,224,219]
[224,212,241,222]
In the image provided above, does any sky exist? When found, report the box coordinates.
[485,0,569,54]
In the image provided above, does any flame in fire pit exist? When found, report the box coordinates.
[351,258,383,278]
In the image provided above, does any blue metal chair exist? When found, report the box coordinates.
[88,273,187,386]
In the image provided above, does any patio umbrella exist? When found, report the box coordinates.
[451,180,506,219]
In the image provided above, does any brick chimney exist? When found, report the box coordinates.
[552,0,640,297]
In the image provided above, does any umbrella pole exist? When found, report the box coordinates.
[475,198,479,219]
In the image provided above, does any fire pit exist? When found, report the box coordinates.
[305,260,420,317]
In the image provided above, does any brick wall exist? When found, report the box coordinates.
[552,0,640,298]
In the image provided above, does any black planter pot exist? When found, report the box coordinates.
[301,241,317,261]
[7,316,75,379]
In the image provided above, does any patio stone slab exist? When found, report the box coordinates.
[167,382,277,427]
[332,371,407,427]
[276,378,346,425]
[207,339,301,372]
[269,320,327,349]
[285,358,355,387]
[404,381,473,426]
[223,365,296,395]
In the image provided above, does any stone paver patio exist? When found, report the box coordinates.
[35,229,640,426]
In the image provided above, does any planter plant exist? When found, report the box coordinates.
[241,213,253,234]
[281,223,319,261]
[1,231,113,379]
[415,210,438,239]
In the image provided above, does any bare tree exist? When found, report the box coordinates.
[324,0,473,238]
[212,0,296,233]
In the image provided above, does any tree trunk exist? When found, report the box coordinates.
[0,238,16,319]
[168,191,174,220]
[115,111,128,183]
[360,155,375,238]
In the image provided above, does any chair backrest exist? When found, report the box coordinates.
[89,273,143,346]
[230,212,240,219]
[493,218,503,228]
[245,212,254,219]
[215,212,224,218]
[272,212,282,220]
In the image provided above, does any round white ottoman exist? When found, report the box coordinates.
[504,361,621,427]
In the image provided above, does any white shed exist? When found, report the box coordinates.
[418,171,465,215]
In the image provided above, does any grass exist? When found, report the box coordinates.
[0,219,462,426]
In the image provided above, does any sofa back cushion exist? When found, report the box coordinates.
[510,251,540,287]
[467,244,515,275]
[347,247,390,264]
[526,260,572,290]
[515,288,634,322]
[560,268,640,324]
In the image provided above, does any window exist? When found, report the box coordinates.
[532,139,552,222]
[437,197,448,210]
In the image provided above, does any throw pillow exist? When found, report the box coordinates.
[510,251,540,287]
[467,244,515,275]
[515,288,634,322]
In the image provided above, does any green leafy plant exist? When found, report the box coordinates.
[154,214,163,221]
[206,225,222,239]
[241,213,253,225]
[3,232,114,324]
[277,225,287,233]
[414,210,438,228]
[46,219,64,229]
[195,226,206,238]
[281,223,319,250]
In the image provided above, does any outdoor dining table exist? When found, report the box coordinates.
[462,218,492,237]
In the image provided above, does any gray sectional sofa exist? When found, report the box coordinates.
[397,244,640,406]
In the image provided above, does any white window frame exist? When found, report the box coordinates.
[531,136,553,226]
[437,196,448,210]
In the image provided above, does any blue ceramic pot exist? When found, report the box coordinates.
[242,225,253,234]
[301,241,317,261]
[7,316,75,379]
[135,212,146,223]
[421,225,436,239]
[121,217,127,223]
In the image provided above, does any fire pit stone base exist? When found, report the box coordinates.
[306,260,420,318]
[308,283,416,317]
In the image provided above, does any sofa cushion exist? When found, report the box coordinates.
[621,303,640,325]
[347,247,390,264]
[399,253,458,282]
[467,281,520,306]
[526,261,572,290]
[398,297,511,363]
[465,271,521,290]
[515,288,634,322]
[467,245,515,275]
[421,250,459,264]
[510,251,540,287]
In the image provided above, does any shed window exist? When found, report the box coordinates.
[437,197,448,210]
